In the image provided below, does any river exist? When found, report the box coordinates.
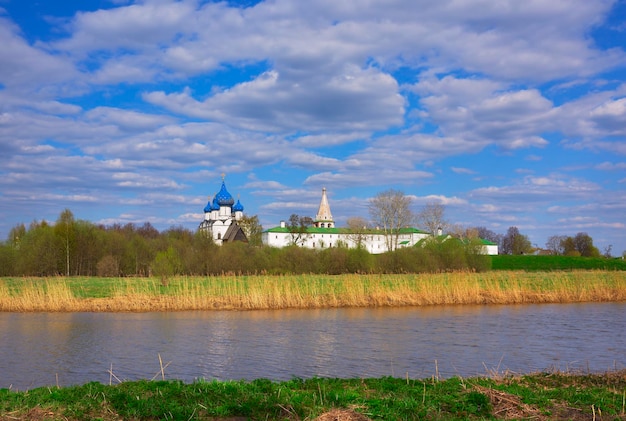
[1,303,624,390]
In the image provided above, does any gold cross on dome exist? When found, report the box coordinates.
[221,173,226,180]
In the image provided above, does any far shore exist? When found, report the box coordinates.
[1,271,625,312]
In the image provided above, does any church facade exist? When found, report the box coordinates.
[263,188,436,254]
[198,178,248,245]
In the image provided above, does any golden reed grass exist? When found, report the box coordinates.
[0,271,625,312]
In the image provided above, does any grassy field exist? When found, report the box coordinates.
[1,271,625,312]
[1,371,625,420]
[491,255,626,271]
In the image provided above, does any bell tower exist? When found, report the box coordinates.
[314,187,334,228]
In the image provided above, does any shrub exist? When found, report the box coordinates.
[96,255,119,277]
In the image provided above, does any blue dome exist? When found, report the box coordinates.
[215,181,235,206]
[212,196,220,211]
[203,198,212,213]
[233,199,244,212]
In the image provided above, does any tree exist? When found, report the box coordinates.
[152,246,182,285]
[238,214,263,246]
[346,216,370,249]
[287,214,313,246]
[546,235,567,255]
[561,236,579,256]
[55,209,75,276]
[17,221,62,275]
[572,232,600,257]
[416,202,447,236]
[368,189,413,252]
[448,224,476,241]
[8,223,26,248]
[501,226,532,255]
[473,226,502,251]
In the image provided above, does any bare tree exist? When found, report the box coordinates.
[368,189,413,251]
[472,226,502,251]
[346,216,370,249]
[545,235,567,255]
[417,201,448,236]
[501,226,532,255]
[448,224,478,241]
[287,214,313,246]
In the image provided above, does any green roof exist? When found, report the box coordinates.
[263,226,429,234]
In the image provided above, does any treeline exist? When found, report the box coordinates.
[0,210,490,277]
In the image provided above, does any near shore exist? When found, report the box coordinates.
[1,271,625,312]
[1,370,625,420]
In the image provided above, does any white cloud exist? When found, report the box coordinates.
[85,107,176,130]
[145,66,405,133]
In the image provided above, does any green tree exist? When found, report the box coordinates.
[17,221,61,275]
[0,242,16,276]
[55,209,76,276]
[561,236,579,256]
[238,214,263,246]
[73,220,105,275]
[573,232,600,257]
[152,246,182,284]
[8,223,26,248]
[465,238,492,272]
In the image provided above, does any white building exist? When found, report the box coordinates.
[262,188,499,255]
[263,188,433,254]
[198,178,247,245]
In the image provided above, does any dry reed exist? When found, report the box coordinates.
[0,271,625,312]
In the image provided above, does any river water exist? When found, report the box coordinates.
[1,303,624,390]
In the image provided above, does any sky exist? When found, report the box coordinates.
[1,0,625,255]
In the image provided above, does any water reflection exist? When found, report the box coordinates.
[0,303,624,390]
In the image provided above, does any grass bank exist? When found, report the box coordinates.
[491,255,626,271]
[1,271,625,312]
[1,371,625,420]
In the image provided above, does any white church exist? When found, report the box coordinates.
[262,188,481,254]
[198,178,248,244]
[200,180,497,254]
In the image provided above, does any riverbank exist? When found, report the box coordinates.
[1,271,625,312]
[1,370,625,420]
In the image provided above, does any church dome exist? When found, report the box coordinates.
[203,198,213,213]
[212,196,220,211]
[233,199,244,212]
[215,181,235,206]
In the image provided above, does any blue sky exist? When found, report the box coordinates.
[1,0,625,254]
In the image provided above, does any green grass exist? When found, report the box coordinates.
[491,255,626,271]
[1,372,625,420]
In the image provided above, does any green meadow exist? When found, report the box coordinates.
[1,371,625,420]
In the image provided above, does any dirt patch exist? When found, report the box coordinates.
[1,407,62,421]
[315,408,371,421]
[473,385,544,420]
[473,384,622,421]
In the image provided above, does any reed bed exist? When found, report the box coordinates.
[0,271,625,312]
